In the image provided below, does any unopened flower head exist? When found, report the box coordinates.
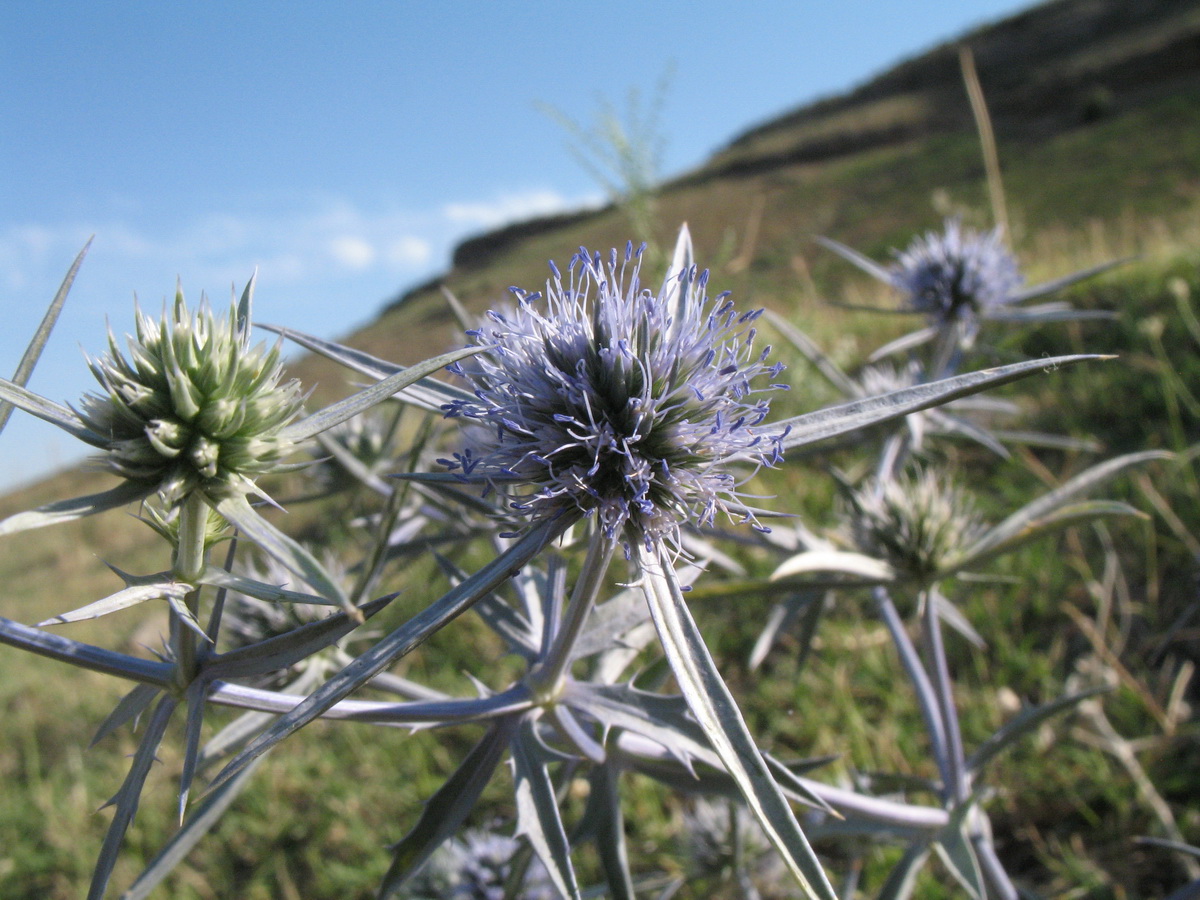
[310,408,395,492]
[846,468,982,581]
[891,219,1023,324]
[442,243,789,547]
[77,286,304,507]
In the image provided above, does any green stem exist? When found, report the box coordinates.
[172,494,209,687]
[528,527,619,702]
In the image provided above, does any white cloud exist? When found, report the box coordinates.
[387,235,432,267]
[442,189,576,228]
[329,235,376,270]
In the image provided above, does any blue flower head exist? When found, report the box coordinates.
[442,243,788,548]
[891,219,1023,324]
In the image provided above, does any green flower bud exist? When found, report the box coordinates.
[77,284,304,507]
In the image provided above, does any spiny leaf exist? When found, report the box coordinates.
[88,696,178,900]
[205,514,575,795]
[0,239,91,436]
[0,479,154,537]
[774,355,1107,452]
[280,345,479,442]
[511,716,581,900]
[636,545,837,900]
[38,580,192,627]
[379,716,517,899]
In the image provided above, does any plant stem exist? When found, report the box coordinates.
[874,586,953,797]
[172,494,209,687]
[922,587,968,803]
[529,526,619,701]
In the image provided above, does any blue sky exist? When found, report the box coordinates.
[1,0,1035,490]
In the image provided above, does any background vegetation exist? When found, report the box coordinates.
[2,0,1197,896]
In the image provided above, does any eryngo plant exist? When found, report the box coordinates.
[817,217,1123,365]
[441,239,787,550]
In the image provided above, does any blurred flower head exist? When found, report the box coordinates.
[77,286,304,507]
[845,468,982,581]
[222,550,349,650]
[442,243,788,548]
[890,218,1023,324]
[406,829,554,900]
[684,796,799,898]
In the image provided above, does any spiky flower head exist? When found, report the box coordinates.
[310,407,395,493]
[845,468,983,582]
[891,218,1023,324]
[406,830,554,900]
[441,243,788,548]
[684,797,798,898]
[77,285,305,507]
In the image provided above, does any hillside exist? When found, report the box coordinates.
[217,0,1200,419]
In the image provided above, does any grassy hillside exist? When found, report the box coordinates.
[2,0,1198,897]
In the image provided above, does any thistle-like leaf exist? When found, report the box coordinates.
[953,450,1171,567]
[874,842,932,900]
[0,479,154,537]
[197,566,343,608]
[0,376,108,447]
[37,580,193,627]
[260,322,477,410]
[748,591,824,672]
[1005,257,1130,306]
[280,345,478,444]
[774,355,1106,452]
[120,750,265,900]
[273,338,477,428]
[511,716,581,900]
[933,806,986,900]
[177,679,209,820]
[967,686,1110,774]
[214,494,352,614]
[578,761,636,900]
[379,715,517,899]
[430,551,540,660]
[90,683,161,748]
[88,695,178,900]
[635,545,838,900]
[0,239,91,436]
[813,234,896,284]
[204,594,393,681]
[206,513,576,795]
[566,681,714,775]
